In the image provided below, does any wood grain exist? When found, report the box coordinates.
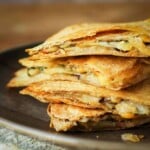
[0,3,150,50]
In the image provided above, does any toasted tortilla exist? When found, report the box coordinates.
[48,103,105,121]
[26,19,150,58]
[9,56,150,90]
[48,104,150,132]
[20,89,107,109]
[20,79,150,107]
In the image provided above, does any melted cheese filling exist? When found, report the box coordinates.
[63,37,150,55]
[72,93,150,119]
[98,41,132,51]
[115,101,150,119]
[27,65,109,89]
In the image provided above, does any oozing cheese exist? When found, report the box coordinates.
[99,41,132,51]
[116,101,150,119]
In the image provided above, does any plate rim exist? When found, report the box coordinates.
[0,43,149,150]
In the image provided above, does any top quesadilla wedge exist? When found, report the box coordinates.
[26,19,150,58]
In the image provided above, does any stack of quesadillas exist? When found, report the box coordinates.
[8,19,150,132]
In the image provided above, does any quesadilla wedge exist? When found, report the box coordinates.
[48,104,150,132]
[8,56,150,90]
[21,79,150,119]
[26,19,150,58]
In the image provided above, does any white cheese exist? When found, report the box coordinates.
[116,101,150,119]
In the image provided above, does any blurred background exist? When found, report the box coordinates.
[0,0,150,50]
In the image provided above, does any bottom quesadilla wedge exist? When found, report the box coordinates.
[47,104,150,132]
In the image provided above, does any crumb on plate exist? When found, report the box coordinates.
[121,133,144,142]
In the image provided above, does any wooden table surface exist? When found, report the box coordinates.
[0,3,150,50]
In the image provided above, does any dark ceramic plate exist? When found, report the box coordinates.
[0,43,150,150]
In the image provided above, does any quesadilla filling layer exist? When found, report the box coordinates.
[46,93,150,119]
[57,95,149,119]
[50,37,150,55]
[30,37,150,58]
[50,115,150,132]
